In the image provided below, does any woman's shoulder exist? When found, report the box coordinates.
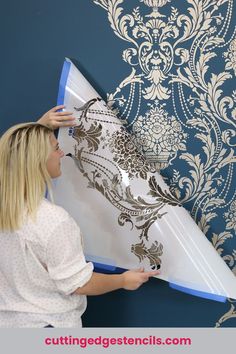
[37,199,71,224]
[19,199,75,245]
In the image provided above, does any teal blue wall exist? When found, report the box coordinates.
[0,0,235,327]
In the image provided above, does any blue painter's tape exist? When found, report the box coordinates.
[57,59,71,106]
[169,282,227,303]
[85,254,127,273]
[92,261,117,272]
[92,262,127,274]
[85,254,117,272]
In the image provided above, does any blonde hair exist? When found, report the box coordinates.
[0,123,53,231]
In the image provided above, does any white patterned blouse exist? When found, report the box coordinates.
[0,199,93,327]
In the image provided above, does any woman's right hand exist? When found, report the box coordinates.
[38,105,76,130]
[122,268,160,290]
[75,268,160,296]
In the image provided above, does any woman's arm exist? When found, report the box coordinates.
[38,105,76,129]
[74,269,159,296]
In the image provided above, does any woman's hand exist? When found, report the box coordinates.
[122,268,159,290]
[75,268,160,295]
[38,105,76,130]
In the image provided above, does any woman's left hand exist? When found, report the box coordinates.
[38,105,76,130]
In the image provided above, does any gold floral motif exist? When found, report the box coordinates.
[131,239,163,269]
[141,0,169,7]
[224,37,236,75]
[72,121,102,152]
[141,0,171,18]
[132,101,187,169]
[215,300,236,327]
[95,1,179,102]
[225,200,236,232]
[109,127,150,179]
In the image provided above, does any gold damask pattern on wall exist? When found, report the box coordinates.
[93,0,236,326]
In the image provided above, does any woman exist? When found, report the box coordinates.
[0,120,158,328]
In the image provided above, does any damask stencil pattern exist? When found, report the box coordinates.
[93,0,236,326]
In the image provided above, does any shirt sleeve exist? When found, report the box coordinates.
[46,215,94,296]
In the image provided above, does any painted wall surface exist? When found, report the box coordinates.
[0,0,235,327]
